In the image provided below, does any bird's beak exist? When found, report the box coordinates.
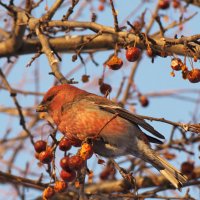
[36,104,48,112]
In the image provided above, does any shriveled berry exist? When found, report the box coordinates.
[59,137,72,151]
[34,140,47,153]
[39,148,53,164]
[60,169,76,182]
[60,156,70,170]
[126,47,141,62]
[139,95,149,107]
[187,69,200,83]
[106,55,123,70]
[68,155,85,170]
[159,0,170,10]
[171,58,183,71]
[82,75,90,83]
[43,186,55,199]
[100,83,112,95]
[79,143,93,160]
[181,161,194,175]
[54,180,67,193]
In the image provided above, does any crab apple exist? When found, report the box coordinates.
[106,55,123,70]
[60,169,76,182]
[68,155,85,171]
[181,161,194,175]
[100,83,112,95]
[54,180,67,193]
[171,58,183,71]
[98,4,104,11]
[60,156,70,170]
[34,140,47,153]
[79,143,93,160]
[43,187,55,199]
[39,148,53,164]
[159,0,170,10]
[139,95,149,107]
[187,69,200,83]
[59,137,72,151]
[126,47,141,62]
[82,74,90,83]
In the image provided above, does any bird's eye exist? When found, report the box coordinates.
[46,95,55,102]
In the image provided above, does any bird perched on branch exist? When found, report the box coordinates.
[36,84,187,189]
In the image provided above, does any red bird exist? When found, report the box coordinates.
[36,84,187,189]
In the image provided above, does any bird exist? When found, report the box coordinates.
[36,84,187,189]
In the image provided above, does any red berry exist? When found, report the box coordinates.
[82,74,90,83]
[60,169,76,182]
[34,140,47,153]
[181,162,194,175]
[172,0,180,9]
[98,4,104,11]
[79,143,93,160]
[159,0,170,10]
[171,58,183,71]
[68,155,85,171]
[139,95,149,107]
[126,47,141,62]
[43,187,55,199]
[60,156,70,170]
[187,68,200,83]
[106,55,123,70]
[100,83,112,95]
[54,180,67,192]
[69,138,82,147]
[39,148,53,164]
[59,137,72,151]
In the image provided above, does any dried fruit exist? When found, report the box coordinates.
[98,4,104,11]
[43,186,55,199]
[171,58,183,71]
[79,143,93,160]
[187,69,200,83]
[159,0,170,10]
[82,74,90,83]
[126,47,141,62]
[181,161,194,175]
[39,148,53,164]
[100,83,112,95]
[59,137,72,151]
[34,140,47,153]
[60,169,76,182]
[54,180,67,193]
[139,95,149,107]
[68,155,85,171]
[106,55,123,70]
[60,156,70,170]
[163,151,176,160]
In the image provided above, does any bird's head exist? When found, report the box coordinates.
[36,84,85,113]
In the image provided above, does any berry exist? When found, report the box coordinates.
[39,148,53,164]
[146,47,153,57]
[34,140,47,153]
[159,0,170,10]
[172,0,180,9]
[171,58,183,71]
[139,95,149,107]
[181,162,194,175]
[59,137,72,151]
[60,169,76,182]
[54,180,67,192]
[60,156,70,170]
[43,187,55,199]
[82,74,90,83]
[68,155,85,171]
[187,69,200,83]
[106,55,123,70]
[126,47,141,62]
[100,83,112,95]
[79,143,93,160]
[98,4,104,11]
[69,138,82,147]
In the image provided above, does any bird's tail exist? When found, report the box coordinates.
[156,155,188,190]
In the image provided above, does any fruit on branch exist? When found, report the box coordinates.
[187,68,200,83]
[139,95,149,107]
[171,58,183,71]
[172,0,180,9]
[69,138,82,147]
[181,161,196,178]
[34,140,47,153]
[60,156,70,170]
[79,143,93,160]
[82,74,90,83]
[126,47,141,62]
[106,55,123,70]
[39,148,53,164]
[59,137,72,151]
[68,155,85,170]
[54,180,68,193]
[60,169,76,182]
[99,83,112,95]
[146,47,153,57]
[43,187,55,199]
[98,4,105,11]
[159,0,170,10]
